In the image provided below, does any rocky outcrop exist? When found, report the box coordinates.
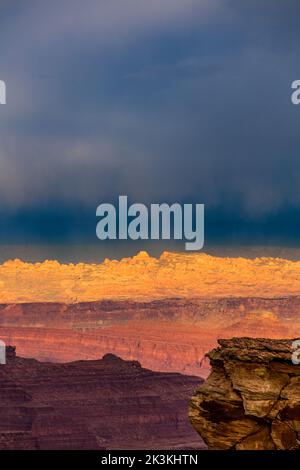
[189,338,300,450]
[0,347,203,450]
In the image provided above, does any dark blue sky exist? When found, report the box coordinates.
[0,0,300,249]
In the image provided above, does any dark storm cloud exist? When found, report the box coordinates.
[0,0,300,243]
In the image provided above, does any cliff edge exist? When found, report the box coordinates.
[189,337,300,450]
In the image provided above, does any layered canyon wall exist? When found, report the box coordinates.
[0,346,203,450]
[0,297,300,377]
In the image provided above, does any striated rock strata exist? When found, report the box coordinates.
[0,346,203,450]
[1,297,300,378]
[189,338,300,450]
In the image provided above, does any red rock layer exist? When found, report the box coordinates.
[0,297,299,378]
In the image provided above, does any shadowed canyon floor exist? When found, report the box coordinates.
[0,346,203,450]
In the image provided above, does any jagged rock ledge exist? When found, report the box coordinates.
[189,337,300,450]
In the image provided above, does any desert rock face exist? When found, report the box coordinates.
[0,347,203,450]
[1,252,300,378]
[189,338,300,450]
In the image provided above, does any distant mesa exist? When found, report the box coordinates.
[0,251,300,302]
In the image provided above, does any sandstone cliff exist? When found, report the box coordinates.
[0,346,203,450]
[189,338,300,450]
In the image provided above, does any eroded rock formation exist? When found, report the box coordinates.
[1,251,300,302]
[189,338,300,450]
[1,252,300,378]
[0,346,203,450]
